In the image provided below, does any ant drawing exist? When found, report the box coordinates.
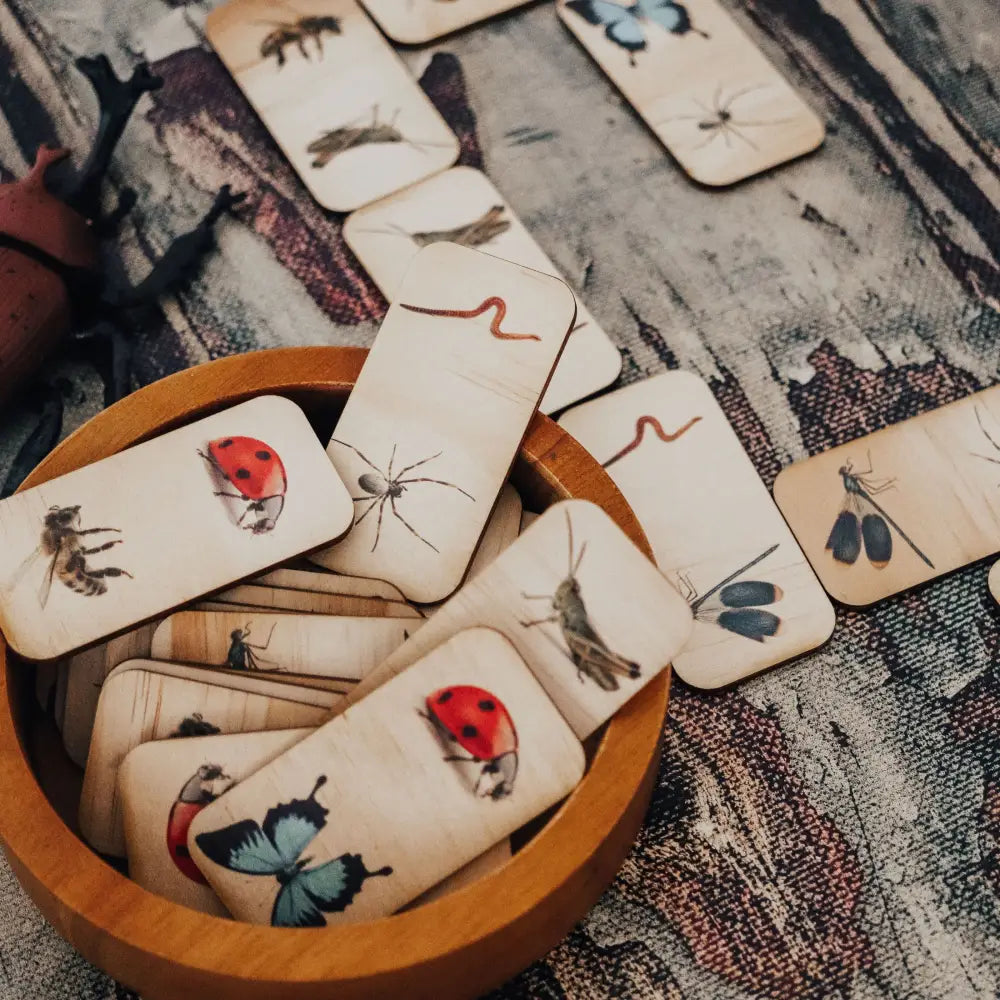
[658,84,793,151]
[308,105,450,168]
[330,439,475,553]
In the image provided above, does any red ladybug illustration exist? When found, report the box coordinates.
[199,436,287,534]
[167,763,231,884]
[423,685,519,799]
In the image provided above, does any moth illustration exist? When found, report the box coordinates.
[826,453,934,570]
[308,106,449,168]
[199,436,287,534]
[225,623,278,672]
[565,0,707,65]
[8,505,132,608]
[331,439,474,553]
[167,764,232,884]
[657,85,796,151]
[399,296,542,342]
[422,685,519,799]
[258,15,341,67]
[520,510,641,691]
[682,544,783,643]
[194,775,393,927]
[170,713,221,738]
[355,205,511,249]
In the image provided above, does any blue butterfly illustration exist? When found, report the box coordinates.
[565,0,708,64]
[194,775,393,927]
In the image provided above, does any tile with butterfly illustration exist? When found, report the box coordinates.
[559,372,835,688]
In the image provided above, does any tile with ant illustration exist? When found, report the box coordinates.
[206,0,459,211]
[556,0,824,185]
[775,385,1000,606]
[344,168,622,413]
[0,396,353,662]
[560,372,834,687]
[308,244,577,603]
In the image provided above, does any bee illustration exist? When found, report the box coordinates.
[308,105,450,169]
[355,205,511,249]
[520,510,641,691]
[9,505,132,608]
[259,15,341,67]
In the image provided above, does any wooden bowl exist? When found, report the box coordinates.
[0,347,669,1000]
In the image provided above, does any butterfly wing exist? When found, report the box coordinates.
[271,877,327,928]
[271,855,390,927]
[633,0,682,31]
[261,792,328,865]
[194,819,287,875]
[565,0,647,54]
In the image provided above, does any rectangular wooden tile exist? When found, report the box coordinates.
[559,371,834,687]
[990,561,1000,604]
[556,0,824,185]
[249,567,408,603]
[150,611,412,682]
[206,0,459,212]
[774,386,1000,606]
[331,499,692,738]
[344,168,622,413]
[210,583,423,619]
[80,659,338,856]
[309,243,576,602]
[0,396,353,661]
[188,628,584,926]
[359,0,534,44]
[119,728,314,916]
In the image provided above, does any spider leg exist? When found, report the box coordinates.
[396,476,475,501]
[393,451,443,479]
[329,438,388,479]
[390,496,438,552]
[353,496,382,526]
[976,407,1000,454]
[720,83,768,109]
[725,124,759,150]
[387,443,398,481]
[370,495,390,552]
[691,128,722,151]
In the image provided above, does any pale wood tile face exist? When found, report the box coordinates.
[206,0,459,211]
[360,0,537,44]
[249,567,408,602]
[208,583,423,619]
[560,372,834,687]
[189,629,584,926]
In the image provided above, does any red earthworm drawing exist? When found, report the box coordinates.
[602,415,703,469]
[399,296,542,341]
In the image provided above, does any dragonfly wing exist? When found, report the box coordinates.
[826,510,861,565]
[194,819,286,875]
[717,608,782,642]
[719,580,782,608]
[566,0,647,53]
[861,513,892,569]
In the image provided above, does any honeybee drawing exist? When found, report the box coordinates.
[7,505,132,608]
[355,205,511,249]
[258,14,341,67]
[520,509,641,691]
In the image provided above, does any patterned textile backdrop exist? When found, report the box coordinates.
[0,0,998,997]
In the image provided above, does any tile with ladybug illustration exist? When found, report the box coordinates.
[208,583,424,619]
[249,567,409,603]
[0,395,353,662]
[332,499,693,739]
[556,0,824,186]
[119,728,314,915]
[358,0,538,44]
[205,0,459,212]
[309,243,577,603]
[187,628,584,927]
[774,384,1000,606]
[559,372,834,687]
[150,611,414,684]
[344,168,622,414]
[80,659,338,857]
[62,621,160,768]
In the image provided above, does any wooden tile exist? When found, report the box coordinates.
[556,0,824,185]
[343,168,622,412]
[80,660,337,856]
[309,244,576,602]
[990,561,1000,604]
[0,396,353,661]
[206,0,459,212]
[209,583,423,619]
[54,661,68,730]
[150,611,412,682]
[188,629,584,926]
[774,386,1000,606]
[332,499,692,738]
[560,372,834,687]
[62,623,159,768]
[249,567,408,603]
[119,728,313,916]
[406,839,512,908]
[519,510,539,533]
[359,0,534,44]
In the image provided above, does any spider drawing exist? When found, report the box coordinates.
[331,439,475,553]
[657,84,794,151]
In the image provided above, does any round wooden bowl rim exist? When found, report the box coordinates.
[0,347,669,996]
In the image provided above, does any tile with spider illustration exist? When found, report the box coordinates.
[559,372,834,687]
[556,0,824,185]
[0,396,353,662]
[206,0,459,211]
[344,168,622,413]
[325,500,692,739]
[776,386,1000,607]
[309,243,577,603]
[359,0,542,43]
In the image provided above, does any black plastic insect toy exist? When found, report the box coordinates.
[330,439,475,553]
[225,623,278,672]
[258,15,341,67]
[826,453,934,570]
[520,510,641,691]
